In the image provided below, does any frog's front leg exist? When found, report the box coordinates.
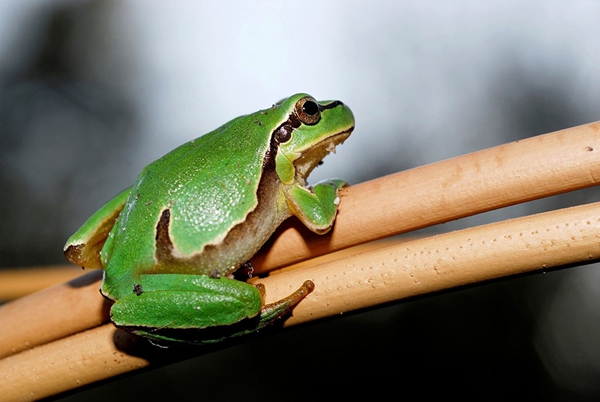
[64,187,132,269]
[285,179,347,233]
[108,273,313,343]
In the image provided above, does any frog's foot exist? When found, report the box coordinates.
[286,179,347,234]
[254,280,315,329]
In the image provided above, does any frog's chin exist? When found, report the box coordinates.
[294,129,353,181]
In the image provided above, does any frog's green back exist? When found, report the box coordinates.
[103,108,285,276]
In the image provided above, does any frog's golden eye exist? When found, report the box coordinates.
[295,97,321,125]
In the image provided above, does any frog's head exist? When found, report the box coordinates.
[272,93,355,185]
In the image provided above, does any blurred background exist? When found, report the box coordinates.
[1,0,600,400]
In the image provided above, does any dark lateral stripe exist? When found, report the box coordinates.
[320,100,344,111]
[155,209,174,261]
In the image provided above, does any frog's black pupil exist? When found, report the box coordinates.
[303,101,319,116]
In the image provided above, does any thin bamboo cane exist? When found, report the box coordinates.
[1,121,600,400]
[0,266,82,301]
[252,121,600,271]
[2,201,600,400]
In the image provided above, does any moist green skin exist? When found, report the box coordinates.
[64,93,354,344]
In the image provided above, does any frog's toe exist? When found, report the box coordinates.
[256,280,315,328]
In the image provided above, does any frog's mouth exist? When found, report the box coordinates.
[294,128,353,182]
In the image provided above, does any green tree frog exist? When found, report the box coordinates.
[64,93,354,344]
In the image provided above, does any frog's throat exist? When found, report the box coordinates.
[294,129,353,181]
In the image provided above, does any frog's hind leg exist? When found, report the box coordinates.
[254,280,315,329]
[109,275,314,344]
[109,274,263,333]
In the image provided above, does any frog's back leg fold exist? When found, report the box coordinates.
[64,187,131,269]
[110,274,263,330]
[108,274,314,344]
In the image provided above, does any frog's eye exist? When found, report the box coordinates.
[295,97,321,125]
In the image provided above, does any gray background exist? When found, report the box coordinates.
[1,1,600,400]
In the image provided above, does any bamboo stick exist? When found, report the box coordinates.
[1,121,600,400]
[2,121,600,356]
[0,270,107,359]
[0,266,82,301]
[251,121,600,271]
[256,201,600,323]
[1,325,148,401]
[2,201,599,400]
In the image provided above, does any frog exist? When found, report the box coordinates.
[64,93,354,344]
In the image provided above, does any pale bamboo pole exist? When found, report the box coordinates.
[4,119,600,299]
[2,201,600,400]
[1,121,600,400]
[0,270,106,359]
[252,121,600,271]
[1,325,148,402]
[2,121,600,359]
[0,266,82,301]
[256,201,600,322]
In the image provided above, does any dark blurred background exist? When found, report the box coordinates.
[2,1,600,400]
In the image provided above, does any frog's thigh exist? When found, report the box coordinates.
[110,274,262,329]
